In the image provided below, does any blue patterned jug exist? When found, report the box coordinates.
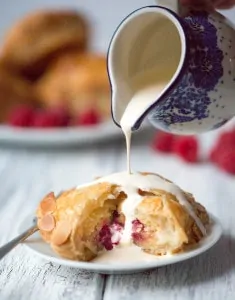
[108,3,235,134]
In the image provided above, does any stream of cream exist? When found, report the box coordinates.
[82,68,207,263]
[77,16,208,263]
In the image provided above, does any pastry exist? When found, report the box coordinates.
[0,67,38,122]
[37,172,209,261]
[35,53,111,121]
[0,10,88,81]
[37,185,126,261]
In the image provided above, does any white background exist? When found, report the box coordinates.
[1,0,235,53]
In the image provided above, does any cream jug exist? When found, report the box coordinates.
[108,1,235,134]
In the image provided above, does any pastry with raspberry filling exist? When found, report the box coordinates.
[36,172,209,261]
[132,189,209,255]
[37,183,126,261]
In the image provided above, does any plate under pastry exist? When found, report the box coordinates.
[18,213,222,275]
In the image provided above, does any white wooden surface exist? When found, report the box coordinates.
[0,125,234,300]
[0,1,235,299]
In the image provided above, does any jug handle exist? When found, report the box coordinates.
[153,0,188,16]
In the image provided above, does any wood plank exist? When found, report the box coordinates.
[0,146,118,300]
[0,248,105,300]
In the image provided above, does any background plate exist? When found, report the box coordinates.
[0,122,150,147]
[0,122,124,147]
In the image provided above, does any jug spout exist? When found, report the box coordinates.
[107,6,186,128]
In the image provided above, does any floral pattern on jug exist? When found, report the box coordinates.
[148,11,235,134]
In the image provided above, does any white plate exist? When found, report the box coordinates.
[19,214,222,275]
[0,121,150,147]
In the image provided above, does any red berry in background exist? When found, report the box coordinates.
[217,149,235,175]
[77,109,100,126]
[218,130,235,147]
[173,136,199,163]
[209,128,235,165]
[7,106,35,127]
[48,107,71,127]
[152,131,175,153]
[32,111,59,128]
[209,146,219,163]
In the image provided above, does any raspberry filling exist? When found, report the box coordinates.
[98,211,124,251]
[132,219,145,243]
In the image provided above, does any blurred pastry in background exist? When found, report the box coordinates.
[0,8,111,128]
[36,52,111,123]
[0,10,88,81]
[0,67,38,123]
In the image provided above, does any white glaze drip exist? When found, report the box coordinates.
[95,172,206,242]
[77,172,206,247]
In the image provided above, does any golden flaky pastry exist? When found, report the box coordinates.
[134,189,209,255]
[37,185,126,261]
[0,67,38,122]
[36,53,111,121]
[0,10,88,81]
[36,173,209,261]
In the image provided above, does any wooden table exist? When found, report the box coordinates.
[0,126,234,300]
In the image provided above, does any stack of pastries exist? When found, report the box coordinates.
[0,10,111,126]
[36,172,209,262]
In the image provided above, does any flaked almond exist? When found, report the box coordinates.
[51,220,71,246]
[38,214,55,232]
[40,192,56,215]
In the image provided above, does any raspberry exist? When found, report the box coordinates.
[99,225,113,251]
[77,109,100,126]
[217,149,235,175]
[209,143,230,163]
[98,215,124,251]
[152,131,175,153]
[218,130,235,147]
[7,106,35,127]
[132,219,145,242]
[173,136,198,163]
[32,111,60,128]
[132,219,144,232]
[209,128,235,164]
[49,107,71,127]
[209,147,219,163]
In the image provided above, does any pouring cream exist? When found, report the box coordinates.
[117,68,207,248]
[120,73,174,173]
[119,13,182,173]
[76,9,208,262]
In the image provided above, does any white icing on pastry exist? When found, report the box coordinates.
[77,172,206,247]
